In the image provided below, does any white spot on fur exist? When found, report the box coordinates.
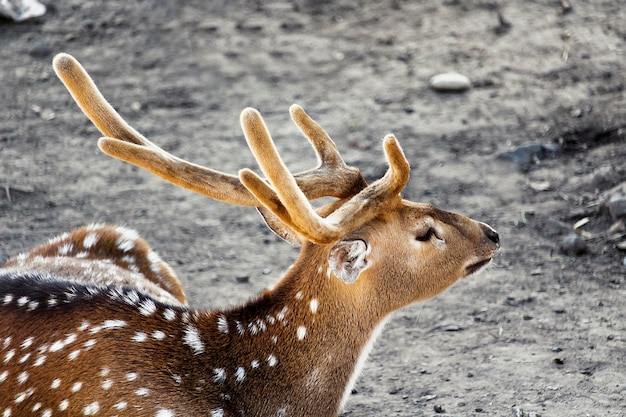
[183,325,204,355]
[102,320,126,329]
[249,322,259,335]
[152,330,166,340]
[115,227,139,252]
[4,349,15,363]
[139,299,157,316]
[83,339,97,349]
[68,350,80,360]
[59,400,69,411]
[20,337,34,349]
[83,402,100,415]
[251,359,260,369]
[136,387,150,396]
[217,315,229,334]
[156,410,175,417]
[71,382,82,392]
[210,408,224,417]
[297,326,306,341]
[0,370,8,382]
[121,255,136,265]
[310,299,319,314]
[49,341,63,352]
[132,332,148,342]
[83,233,99,249]
[212,368,226,385]
[125,373,138,381]
[58,243,74,256]
[163,309,176,321]
[267,354,278,367]
[235,367,245,382]
[16,371,28,384]
[114,401,127,410]
[102,379,113,390]
[50,378,61,389]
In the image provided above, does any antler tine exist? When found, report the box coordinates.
[324,135,409,226]
[53,53,149,147]
[289,105,367,199]
[240,108,340,244]
[240,108,411,244]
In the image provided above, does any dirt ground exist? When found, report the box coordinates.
[1,1,625,416]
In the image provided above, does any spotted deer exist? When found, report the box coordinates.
[0,53,499,417]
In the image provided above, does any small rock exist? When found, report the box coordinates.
[608,220,625,234]
[623,256,626,268]
[600,182,626,220]
[496,142,559,166]
[29,42,52,58]
[607,197,626,220]
[429,73,472,92]
[434,404,446,413]
[528,180,551,191]
[559,233,588,256]
[235,276,249,284]
[616,241,626,251]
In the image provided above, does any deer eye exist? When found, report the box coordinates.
[415,226,435,242]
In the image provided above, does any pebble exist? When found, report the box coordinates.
[429,72,472,92]
[601,181,626,220]
[559,233,588,256]
[496,142,559,166]
[29,41,52,58]
[607,197,626,220]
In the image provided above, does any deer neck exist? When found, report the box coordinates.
[196,244,387,416]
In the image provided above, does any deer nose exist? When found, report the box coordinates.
[480,222,500,246]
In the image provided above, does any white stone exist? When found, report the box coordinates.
[429,72,472,92]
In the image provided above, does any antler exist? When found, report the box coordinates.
[52,53,367,207]
[52,53,410,245]
[239,108,410,244]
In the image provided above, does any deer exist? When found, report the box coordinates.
[0,53,500,417]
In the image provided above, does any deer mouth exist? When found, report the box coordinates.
[464,258,492,277]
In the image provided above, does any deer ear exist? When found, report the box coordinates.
[329,239,370,283]
[257,207,303,246]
